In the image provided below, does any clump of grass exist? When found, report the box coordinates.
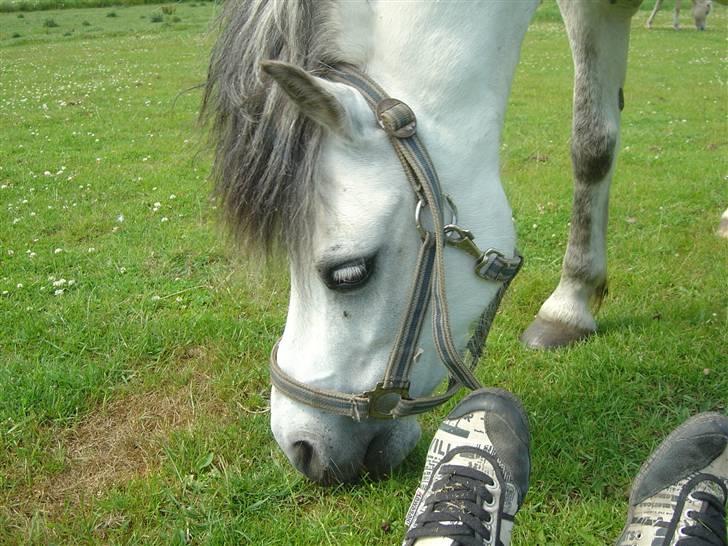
[12,32,21,38]
[150,12,163,22]
[171,15,180,22]
[82,20,90,26]
[63,30,72,36]
[43,18,59,27]
[106,11,117,17]
[160,5,175,14]
[17,13,24,18]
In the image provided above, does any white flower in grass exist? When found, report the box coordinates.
[2,290,8,296]
[116,214,124,223]
[16,283,23,289]
[7,250,13,256]
[54,289,64,296]
[54,248,63,254]
[151,295,161,302]
[88,247,96,253]
[68,280,76,287]
[29,252,37,258]
[52,279,67,287]
[44,171,51,176]
[169,194,176,200]
[161,217,169,223]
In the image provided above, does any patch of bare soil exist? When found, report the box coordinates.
[8,352,229,520]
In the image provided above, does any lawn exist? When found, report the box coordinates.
[0,2,726,544]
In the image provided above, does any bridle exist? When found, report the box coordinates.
[269,64,522,421]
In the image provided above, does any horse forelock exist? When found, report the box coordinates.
[201,0,341,259]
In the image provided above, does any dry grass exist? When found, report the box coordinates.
[6,352,228,524]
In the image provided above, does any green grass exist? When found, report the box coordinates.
[0,2,726,545]
[0,0,211,14]
[0,2,212,45]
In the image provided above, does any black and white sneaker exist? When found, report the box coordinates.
[402,388,530,546]
[615,412,728,546]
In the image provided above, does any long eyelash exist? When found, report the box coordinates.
[332,263,366,284]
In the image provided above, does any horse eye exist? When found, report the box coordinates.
[322,257,374,291]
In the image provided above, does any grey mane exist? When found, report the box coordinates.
[202,0,339,256]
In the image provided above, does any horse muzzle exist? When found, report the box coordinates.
[271,387,421,484]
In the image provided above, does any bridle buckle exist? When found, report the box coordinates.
[364,383,410,419]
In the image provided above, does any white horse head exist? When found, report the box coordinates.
[203,1,530,483]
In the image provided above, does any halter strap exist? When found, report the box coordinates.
[269,64,522,421]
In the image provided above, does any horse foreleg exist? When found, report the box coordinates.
[674,0,683,29]
[521,0,641,349]
[646,0,664,28]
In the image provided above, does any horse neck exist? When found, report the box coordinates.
[333,1,538,249]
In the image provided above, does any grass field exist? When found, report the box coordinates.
[1,2,726,544]
[0,0,211,14]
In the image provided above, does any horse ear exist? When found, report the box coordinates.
[261,61,365,138]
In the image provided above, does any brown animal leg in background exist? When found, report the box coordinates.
[674,0,683,29]
[646,0,664,28]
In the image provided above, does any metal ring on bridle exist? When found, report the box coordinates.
[415,194,457,239]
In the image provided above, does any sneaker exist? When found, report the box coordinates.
[402,388,530,546]
[616,412,728,546]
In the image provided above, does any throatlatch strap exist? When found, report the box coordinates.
[268,64,522,421]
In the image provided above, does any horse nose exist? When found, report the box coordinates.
[292,440,314,471]
[288,438,360,484]
[364,422,420,479]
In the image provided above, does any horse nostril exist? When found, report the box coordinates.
[289,440,340,484]
[292,440,314,471]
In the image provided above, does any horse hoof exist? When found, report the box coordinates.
[520,316,594,349]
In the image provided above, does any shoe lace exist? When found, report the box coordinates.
[676,490,727,546]
[405,464,500,546]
